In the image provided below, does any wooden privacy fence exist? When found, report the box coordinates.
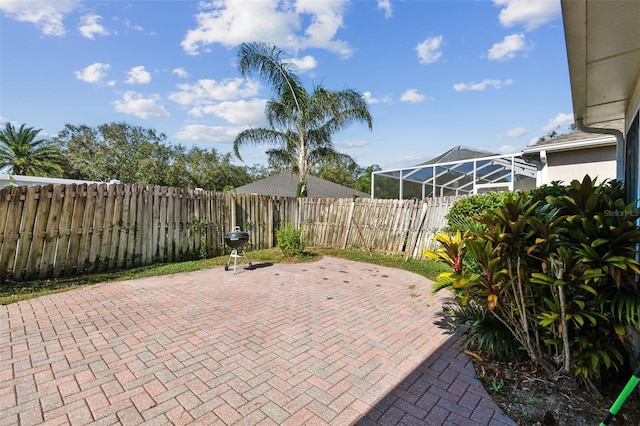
[295,197,460,258]
[0,183,461,282]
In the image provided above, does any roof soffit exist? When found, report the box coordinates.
[562,0,640,131]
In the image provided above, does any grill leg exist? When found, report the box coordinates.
[225,247,251,274]
[232,249,238,274]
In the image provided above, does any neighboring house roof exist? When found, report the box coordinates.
[234,171,369,198]
[419,145,496,165]
[523,131,616,154]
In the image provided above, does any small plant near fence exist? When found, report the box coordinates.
[190,218,211,260]
[276,223,305,257]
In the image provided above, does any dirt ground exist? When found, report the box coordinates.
[475,358,640,425]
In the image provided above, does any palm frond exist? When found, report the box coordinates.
[237,42,305,108]
[0,123,65,176]
[233,128,288,160]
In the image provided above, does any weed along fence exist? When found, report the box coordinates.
[0,183,461,282]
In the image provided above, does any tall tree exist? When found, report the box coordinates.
[356,164,381,194]
[0,123,64,176]
[233,42,373,196]
[54,122,255,190]
[313,153,361,189]
[54,122,168,183]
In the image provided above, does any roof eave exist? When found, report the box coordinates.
[523,136,616,154]
[562,0,640,132]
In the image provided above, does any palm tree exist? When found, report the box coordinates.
[0,123,64,176]
[234,42,373,196]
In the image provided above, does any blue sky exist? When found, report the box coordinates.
[0,0,573,170]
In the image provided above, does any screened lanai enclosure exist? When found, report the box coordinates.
[372,146,538,200]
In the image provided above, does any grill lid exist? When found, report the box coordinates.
[225,226,249,240]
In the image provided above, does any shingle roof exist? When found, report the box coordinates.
[526,130,616,148]
[234,171,370,198]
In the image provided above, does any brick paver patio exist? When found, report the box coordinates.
[1,256,516,425]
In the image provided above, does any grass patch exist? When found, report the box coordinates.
[0,247,448,305]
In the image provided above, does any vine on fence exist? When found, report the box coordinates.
[190,218,211,260]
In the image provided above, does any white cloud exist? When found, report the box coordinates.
[542,112,573,132]
[172,68,189,78]
[188,99,267,125]
[363,91,391,104]
[173,124,243,143]
[453,79,513,92]
[123,19,143,32]
[296,0,351,55]
[494,0,561,31]
[377,0,392,18]
[381,154,433,170]
[0,0,77,36]
[503,127,528,137]
[181,0,351,57]
[74,62,111,84]
[337,139,369,148]
[113,92,169,119]
[125,66,151,85]
[289,55,317,72]
[400,89,426,103]
[495,144,523,154]
[416,35,444,64]
[169,78,260,106]
[78,14,110,39]
[123,19,155,35]
[487,33,531,61]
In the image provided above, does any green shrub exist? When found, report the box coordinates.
[430,176,640,386]
[276,223,305,257]
[445,191,510,234]
[445,301,522,358]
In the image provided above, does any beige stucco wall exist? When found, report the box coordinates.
[544,146,617,185]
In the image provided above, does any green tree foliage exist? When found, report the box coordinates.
[535,123,578,144]
[54,122,170,183]
[0,123,65,176]
[233,42,373,196]
[53,122,254,190]
[356,164,380,194]
[444,191,510,234]
[312,154,361,189]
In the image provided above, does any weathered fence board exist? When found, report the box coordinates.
[0,183,462,282]
[13,185,38,280]
[25,185,52,280]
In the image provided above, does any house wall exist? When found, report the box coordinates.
[514,176,537,191]
[544,146,616,184]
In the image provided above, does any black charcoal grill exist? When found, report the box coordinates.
[224,226,252,274]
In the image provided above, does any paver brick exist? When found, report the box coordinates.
[0,257,516,425]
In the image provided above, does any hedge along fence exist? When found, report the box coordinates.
[0,183,461,282]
